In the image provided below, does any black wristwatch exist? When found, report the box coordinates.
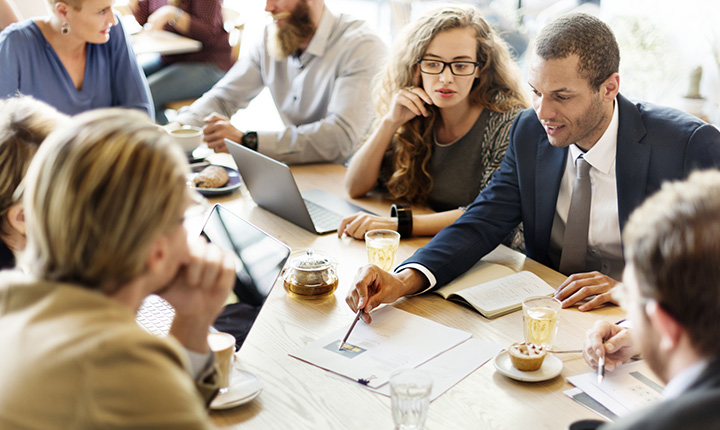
[390,203,413,238]
[241,131,258,151]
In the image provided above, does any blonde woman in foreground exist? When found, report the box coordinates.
[339,4,527,243]
[0,109,234,429]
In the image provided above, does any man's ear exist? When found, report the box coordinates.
[600,73,620,101]
[6,204,26,235]
[646,300,683,352]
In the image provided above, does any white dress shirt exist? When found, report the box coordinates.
[175,7,386,164]
[550,99,624,279]
[663,359,709,400]
[405,100,625,291]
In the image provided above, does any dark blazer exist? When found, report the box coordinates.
[402,94,720,288]
[600,359,720,430]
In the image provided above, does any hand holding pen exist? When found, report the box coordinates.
[339,310,364,350]
[583,320,638,374]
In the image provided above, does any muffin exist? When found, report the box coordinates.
[509,342,547,371]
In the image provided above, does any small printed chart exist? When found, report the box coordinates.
[324,341,367,358]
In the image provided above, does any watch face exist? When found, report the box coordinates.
[242,132,258,150]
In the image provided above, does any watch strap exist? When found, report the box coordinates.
[390,203,413,238]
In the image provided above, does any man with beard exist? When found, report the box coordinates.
[344,12,720,324]
[172,0,385,164]
[580,170,720,430]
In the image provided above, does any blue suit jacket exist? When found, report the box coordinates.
[403,94,720,288]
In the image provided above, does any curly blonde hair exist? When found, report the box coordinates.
[374,4,528,204]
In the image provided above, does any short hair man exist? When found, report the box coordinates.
[172,0,386,165]
[0,109,235,429]
[346,13,720,322]
[582,170,720,430]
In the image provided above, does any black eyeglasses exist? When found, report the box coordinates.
[417,59,479,76]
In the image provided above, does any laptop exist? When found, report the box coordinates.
[225,138,375,234]
[137,203,291,348]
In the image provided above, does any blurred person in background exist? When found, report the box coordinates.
[171,0,386,165]
[0,96,66,270]
[130,0,232,124]
[0,0,152,116]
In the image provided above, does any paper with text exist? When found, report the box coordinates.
[289,306,472,388]
[367,338,503,401]
[567,360,664,417]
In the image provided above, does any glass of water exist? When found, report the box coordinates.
[390,369,432,430]
[365,229,400,271]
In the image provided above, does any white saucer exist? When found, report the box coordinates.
[190,144,213,160]
[493,350,563,382]
[210,369,263,410]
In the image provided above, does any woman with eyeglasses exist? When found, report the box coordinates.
[339,5,528,244]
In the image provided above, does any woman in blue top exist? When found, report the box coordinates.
[0,0,152,116]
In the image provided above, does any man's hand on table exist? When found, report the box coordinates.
[202,113,243,153]
[346,266,428,324]
[338,212,398,239]
[583,320,637,372]
[554,271,619,311]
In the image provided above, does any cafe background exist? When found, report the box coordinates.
[12,0,720,127]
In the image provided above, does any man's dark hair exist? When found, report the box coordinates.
[535,13,620,91]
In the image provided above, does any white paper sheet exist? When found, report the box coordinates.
[567,360,664,417]
[289,306,472,388]
[367,338,503,401]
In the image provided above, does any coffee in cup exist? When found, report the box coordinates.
[168,125,203,154]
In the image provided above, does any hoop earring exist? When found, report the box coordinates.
[61,21,70,35]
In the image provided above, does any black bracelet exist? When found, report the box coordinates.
[241,131,258,151]
[390,203,413,238]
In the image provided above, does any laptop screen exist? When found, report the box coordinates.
[203,204,291,346]
[137,204,290,348]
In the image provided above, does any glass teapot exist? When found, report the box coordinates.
[282,249,338,299]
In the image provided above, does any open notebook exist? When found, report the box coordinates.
[136,203,291,346]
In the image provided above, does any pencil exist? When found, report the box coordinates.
[338,309,363,351]
[598,354,605,384]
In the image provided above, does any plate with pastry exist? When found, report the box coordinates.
[188,163,242,197]
[493,342,563,382]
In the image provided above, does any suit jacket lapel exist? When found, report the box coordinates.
[534,133,567,257]
[687,358,720,393]
[615,94,650,232]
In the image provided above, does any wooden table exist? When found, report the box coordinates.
[131,29,202,56]
[203,157,624,430]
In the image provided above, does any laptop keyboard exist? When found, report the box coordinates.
[304,198,343,232]
[136,295,174,336]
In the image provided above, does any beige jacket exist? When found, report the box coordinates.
[0,271,217,429]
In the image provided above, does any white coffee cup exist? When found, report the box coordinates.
[168,125,203,154]
[207,332,236,392]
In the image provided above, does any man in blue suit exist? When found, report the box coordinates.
[346,13,720,321]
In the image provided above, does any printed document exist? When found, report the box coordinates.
[290,306,472,389]
[567,360,664,417]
